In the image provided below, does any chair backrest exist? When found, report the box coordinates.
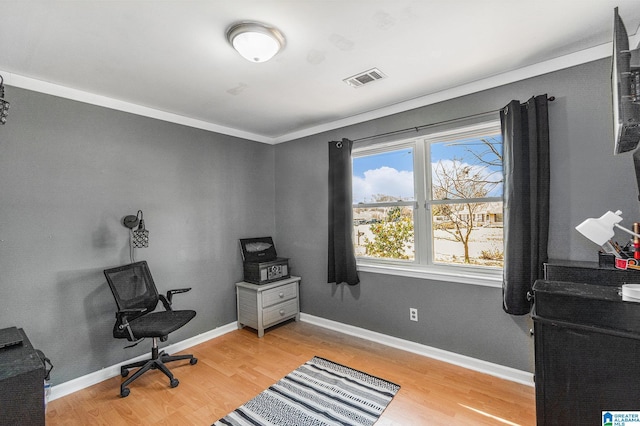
[104,261,159,314]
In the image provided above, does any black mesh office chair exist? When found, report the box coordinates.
[104,260,197,397]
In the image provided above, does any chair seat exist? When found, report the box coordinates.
[129,310,196,339]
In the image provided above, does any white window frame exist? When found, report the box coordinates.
[352,119,503,288]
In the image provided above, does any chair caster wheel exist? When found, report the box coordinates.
[170,378,179,388]
[121,368,129,378]
[190,358,198,365]
[121,387,130,398]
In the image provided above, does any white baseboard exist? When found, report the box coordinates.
[50,313,533,401]
[299,313,534,387]
[49,322,238,401]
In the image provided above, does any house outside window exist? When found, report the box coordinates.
[352,119,503,286]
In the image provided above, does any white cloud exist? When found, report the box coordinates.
[353,166,413,203]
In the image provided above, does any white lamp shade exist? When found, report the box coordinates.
[233,32,279,62]
[227,22,285,63]
[575,210,623,246]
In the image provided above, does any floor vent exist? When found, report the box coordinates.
[343,68,387,88]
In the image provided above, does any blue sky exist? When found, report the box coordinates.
[352,135,502,203]
[353,148,413,177]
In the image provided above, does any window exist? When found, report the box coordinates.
[353,147,416,260]
[352,120,503,285]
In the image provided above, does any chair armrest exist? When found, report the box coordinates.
[160,288,192,310]
[167,287,191,304]
[166,288,192,304]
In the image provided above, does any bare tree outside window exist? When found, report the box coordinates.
[431,136,503,267]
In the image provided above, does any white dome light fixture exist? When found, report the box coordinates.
[226,21,285,63]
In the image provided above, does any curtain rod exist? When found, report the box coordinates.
[352,96,555,143]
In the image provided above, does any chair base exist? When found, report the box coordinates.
[119,337,197,397]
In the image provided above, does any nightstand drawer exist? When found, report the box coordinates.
[262,282,297,308]
[263,299,298,327]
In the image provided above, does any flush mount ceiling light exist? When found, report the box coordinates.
[226,21,285,63]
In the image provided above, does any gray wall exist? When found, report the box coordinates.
[274,58,638,373]
[1,56,633,384]
[0,87,275,384]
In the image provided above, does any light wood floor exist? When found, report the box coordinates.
[45,321,536,425]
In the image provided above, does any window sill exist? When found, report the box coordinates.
[356,261,503,288]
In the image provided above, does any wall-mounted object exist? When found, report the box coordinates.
[0,74,10,125]
[611,8,640,210]
[123,210,149,248]
[612,7,640,155]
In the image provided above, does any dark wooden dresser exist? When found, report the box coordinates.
[532,261,640,425]
[0,328,45,425]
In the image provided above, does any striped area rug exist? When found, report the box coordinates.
[213,356,400,426]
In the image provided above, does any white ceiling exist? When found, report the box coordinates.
[1,1,639,144]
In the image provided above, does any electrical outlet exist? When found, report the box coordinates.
[409,308,418,322]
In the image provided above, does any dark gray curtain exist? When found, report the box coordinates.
[501,95,550,315]
[328,138,359,286]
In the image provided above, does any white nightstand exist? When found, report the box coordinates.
[235,276,300,337]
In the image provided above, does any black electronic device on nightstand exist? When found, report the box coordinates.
[239,237,290,284]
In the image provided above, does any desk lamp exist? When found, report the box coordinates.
[576,210,640,257]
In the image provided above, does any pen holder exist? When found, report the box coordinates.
[598,252,616,269]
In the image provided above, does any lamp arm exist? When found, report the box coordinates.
[614,223,640,239]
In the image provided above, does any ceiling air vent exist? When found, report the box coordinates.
[343,68,387,88]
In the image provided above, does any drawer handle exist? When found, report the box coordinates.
[279,292,284,298]
[279,309,285,315]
